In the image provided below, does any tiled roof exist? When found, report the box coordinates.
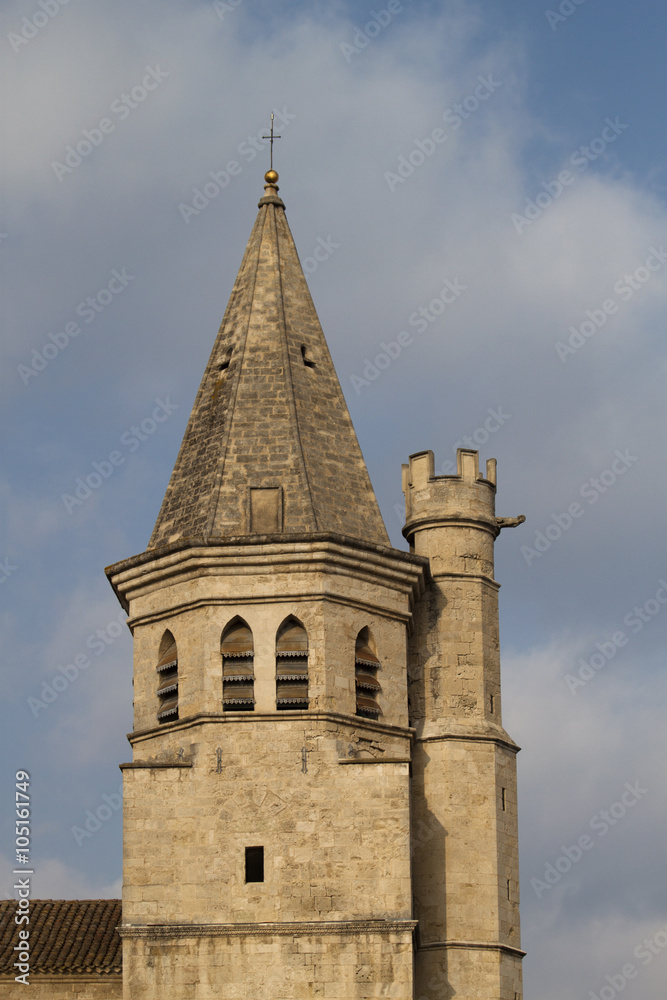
[147,173,390,549]
[0,899,122,975]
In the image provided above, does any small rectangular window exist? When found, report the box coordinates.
[501,787,507,811]
[245,846,264,883]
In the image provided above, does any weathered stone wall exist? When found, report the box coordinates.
[407,575,501,727]
[414,946,522,1000]
[123,719,412,926]
[411,737,521,942]
[0,975,121,998]
[121,925,414,1000]
[122,715,414,997]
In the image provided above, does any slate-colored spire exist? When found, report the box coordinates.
[149,171,389,549]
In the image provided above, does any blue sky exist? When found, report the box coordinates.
[2,1,667,996]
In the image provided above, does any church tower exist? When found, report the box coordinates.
[106,169,524,999]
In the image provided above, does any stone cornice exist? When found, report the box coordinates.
[426,570,500,591]
[404,514,500,542]
[119,919,417,939]
[128,710,415,745]
[338,757,410,765]
[415,728,520,754]
[126,589,416,631]
[106,533,427,613]
[119,761,192,770]
[417,939,526,958]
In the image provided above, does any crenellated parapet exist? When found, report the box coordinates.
[403,447,497,531]
[402,448,524,579]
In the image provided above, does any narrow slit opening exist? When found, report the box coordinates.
[301,344,316,368]
[245,846,264,883]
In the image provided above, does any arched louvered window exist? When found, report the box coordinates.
[355,628,381,719]
[275,618,309,710]
[157,631,178,723]
[221,619,255,712]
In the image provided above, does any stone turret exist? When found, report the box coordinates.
[403,447,524,1000]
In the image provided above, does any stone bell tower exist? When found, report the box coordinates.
[105,167,525,999]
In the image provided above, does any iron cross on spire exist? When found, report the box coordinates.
[262,112,282,171]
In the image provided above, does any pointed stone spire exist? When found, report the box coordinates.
[149,171,389,549]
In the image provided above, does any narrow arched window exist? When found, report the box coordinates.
[157,630,178,723]
[355,628,381,719]
[275,618,308,710]
[221,619,255,712]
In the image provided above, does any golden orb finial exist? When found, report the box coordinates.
[264,169,279,185]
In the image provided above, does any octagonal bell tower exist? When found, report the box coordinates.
[106,171,426,1000]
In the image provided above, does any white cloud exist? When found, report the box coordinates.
[0,852,121,900]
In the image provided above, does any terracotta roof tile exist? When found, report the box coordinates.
[0,899,121,975]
